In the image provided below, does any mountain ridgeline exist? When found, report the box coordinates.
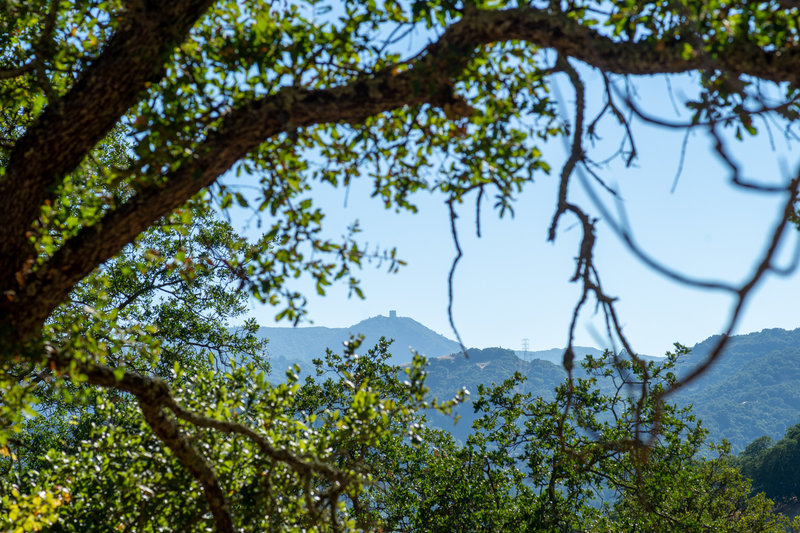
[258,315,800,452]
[257,312,602,368]
[256,313,461,367]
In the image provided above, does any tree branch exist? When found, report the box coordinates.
[0,61,37,80]
[46,352,360,531]
[9,5,800,336]
[0,0,214,288]
[662,173,800,396]
[11,47,474,334]
[138,397,234,533]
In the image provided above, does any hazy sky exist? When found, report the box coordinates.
[233,67,800,357]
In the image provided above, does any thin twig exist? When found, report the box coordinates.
[446,199,468,356]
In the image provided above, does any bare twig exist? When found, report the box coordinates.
[446,199,468,356]
[662,174,800,397]
[548,56,585,243]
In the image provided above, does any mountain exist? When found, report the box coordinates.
[424,328,800,452]
[422,347,653,442]
[671,328,800,451]
[515,346,606,365]
[257,312,462,367]
[423,347,568,442]
[426,347,567,401]
[257,312,800,452]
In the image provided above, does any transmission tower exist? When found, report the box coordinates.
[522,338,530,360]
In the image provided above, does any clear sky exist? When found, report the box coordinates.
[231,66,800,357]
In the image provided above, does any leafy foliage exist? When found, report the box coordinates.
[736,422,800,512]
[343,346,797,532]
[418,331,800,453]
[1,211,450,531]
[4,0,800,530]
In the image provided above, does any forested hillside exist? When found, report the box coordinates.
[414,329,800,452]
[735,423,800,515]
[423,348,567,440]
[261,322,800,451]
[673,329,800,451]
[515,346,608,364]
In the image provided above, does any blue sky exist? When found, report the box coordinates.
[232,64,800,357]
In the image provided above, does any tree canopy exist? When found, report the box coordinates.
[3,0,800,530]
[736,422,800,510]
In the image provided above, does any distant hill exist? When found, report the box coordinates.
[423,328,800,452]
[423,348,568,442]
[427,348,567,401]
[422,347,654,442]
[257,312,462,367]
[671,328,800,451]
[515,346,605,365]
[257,314,800,451]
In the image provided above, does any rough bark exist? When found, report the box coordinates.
[0,0,214,296]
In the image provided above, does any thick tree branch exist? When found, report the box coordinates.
[0,0,214,287]
[9,5,800,336]
[11,47,474,334]
[44,352,235,531]
[460,7,800,83]
[0,61,37,80]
